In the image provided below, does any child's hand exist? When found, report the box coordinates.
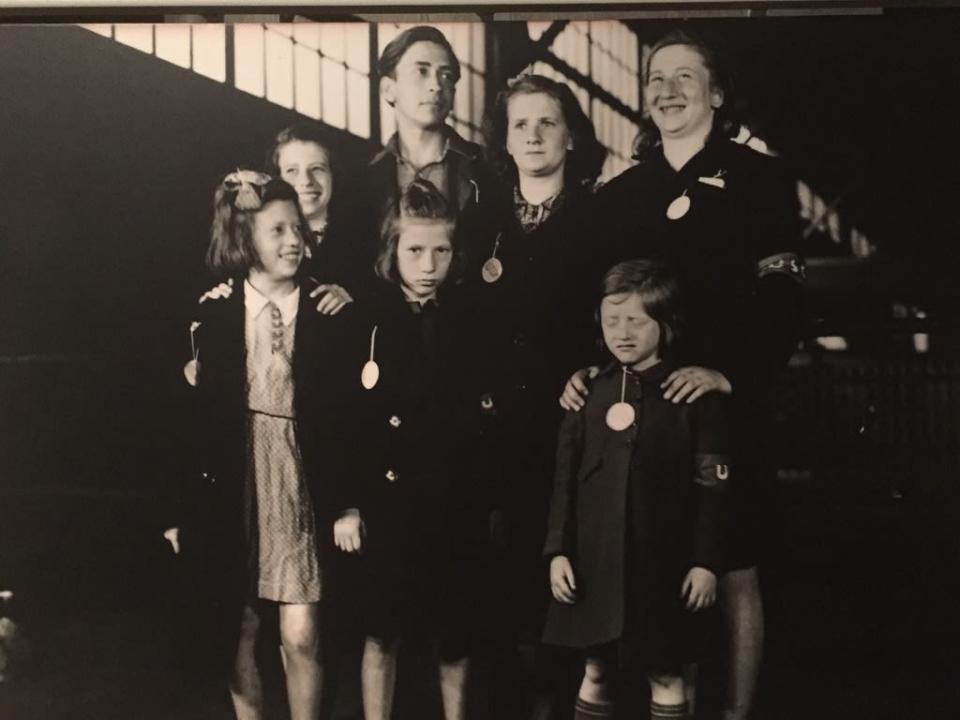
[310,284,353,315]
[661,366,732,404]
[682,566,717,611]
[334,510,364,553]
[162,527,180,555]
[558,366,600,412]
[550,556,577,604]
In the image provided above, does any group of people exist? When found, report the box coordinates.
[164,24,806,720]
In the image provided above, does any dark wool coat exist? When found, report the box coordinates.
[338,282,497,651]
[542,361,730,659]
[460,183,603,628]
[465,183,602,434]
[594,137,806,413]
[175,279,361,669]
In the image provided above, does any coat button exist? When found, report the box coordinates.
[385,470,397,482]
[388,415,401,428]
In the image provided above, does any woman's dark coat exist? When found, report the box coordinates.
[542,361,730,659]
[594,137,806,412]
[462,182,601,627]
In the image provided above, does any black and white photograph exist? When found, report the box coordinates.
[2,3,960,719]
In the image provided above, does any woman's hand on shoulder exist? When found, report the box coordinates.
[549,555,577,604]
[334,509,364,553]
[682,566,717,611]
[559,366,600,412]
[310,284,353,315]
[661,366,732,404]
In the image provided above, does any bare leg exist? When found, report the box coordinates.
[578,654,614,704]
[230,605,264,720]
[439,656,469,720]
[649,672,687,718]
[361,636,399,720]
[278,603,323,720]
[721,567,764,720]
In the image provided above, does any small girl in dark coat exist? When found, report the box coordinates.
[543,260,731,720]
[332,178,491,720]
[166,171,357,720]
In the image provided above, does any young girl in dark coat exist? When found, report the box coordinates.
[166,171,357,720]
[332,178,492,720]
[543,260,731,720]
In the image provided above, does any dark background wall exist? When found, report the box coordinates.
[0,25,373,496]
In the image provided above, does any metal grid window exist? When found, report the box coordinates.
[528,20,641,182]
[377,22,486,146]
[82,22,372,140]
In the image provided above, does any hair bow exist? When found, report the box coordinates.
[222,169,270,211]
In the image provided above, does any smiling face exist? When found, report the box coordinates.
[644,43,723,143]
[395,219,453,302]
[250,199,305,283]
[505,91,572,180]
[381,41,456,131]
[276,140,333,225]
[600,292,661,371]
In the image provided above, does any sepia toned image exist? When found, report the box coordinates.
[1,5,959,719]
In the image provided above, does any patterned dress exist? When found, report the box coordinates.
[243,283,322,603]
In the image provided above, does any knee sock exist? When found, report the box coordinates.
[649,700,688,719]
[574,696,615,719]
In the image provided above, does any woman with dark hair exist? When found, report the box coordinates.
[562,30,806,720]
[470,73,606,714]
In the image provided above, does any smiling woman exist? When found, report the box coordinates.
[644,43,724,144]
[580,28,807,720]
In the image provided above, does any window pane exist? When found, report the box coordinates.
[293,22,321,51]
[265,29,294,108]
[347,69,371,138]
[266,23,293,38]
[193,24,226,82]
[321,57,346,129]
[471,23,485,73]
[234,24,265,97]
[294,44,321,120]
[344,23,369,73]
[155,24,190,69]
[114,24,152,54]
[319,23,346,63]
[527,21,550,42]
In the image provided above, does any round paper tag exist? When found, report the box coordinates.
[482,257,504,284]
[183,359,200,387]
[361,360,380,390]
[666,194,691,220]
[605,402,635,431]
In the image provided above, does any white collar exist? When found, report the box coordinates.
[244,280,300,326]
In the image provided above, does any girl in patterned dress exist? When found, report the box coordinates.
[168,171,357,720]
